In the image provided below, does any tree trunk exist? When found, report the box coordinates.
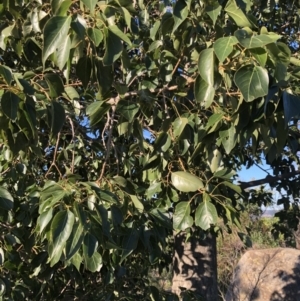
[172,231,218,301]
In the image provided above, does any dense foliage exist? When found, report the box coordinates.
[0,0,300,300]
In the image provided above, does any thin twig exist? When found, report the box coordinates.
[45,132,63,179]
[97,105,116,184]
[67,116,75,173]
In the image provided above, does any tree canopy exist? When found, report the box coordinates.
[0,0,300,300]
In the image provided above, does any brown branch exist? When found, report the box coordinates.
[105,80,195,105]
[238,170,300,189]
[97,105,116,184]
[67,116,75,173]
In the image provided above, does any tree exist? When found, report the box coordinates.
[0,0,300,300]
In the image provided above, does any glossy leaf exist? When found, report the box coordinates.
[206,4,222,25]
[66,222,84,260]
[76,56,92,89]
[118,101,139,122]
[194,76,215,108]
[49,210,75,261]
[87,28,103,46]
[225,0,252,28]
[219,124,237,154]
[0,187,14,210]
[81,0,98,12]
[38,208,53,233]
[1,91,20,120]
[198,48,214,86]
[250,48,267,67]
[195,194,218,230]
[86,101,111,126]
[235,29,281,49]
[51,101,66,135]
[173,117,188,138]
[0,65,12,85]
[171,171,204,192]
[55,35,71,69]
[213,36,238,63]
[84,252,102,272]
[173,202,193,230]
[83,233,98,258]
[44,73,65,98]
[130,195,144,212]
[234,65,269,102]
[121,228,139,263]
[282,91,300,126]
[43,16,71,67]
[172,0,189,33]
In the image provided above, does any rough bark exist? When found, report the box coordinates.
[172,231,218,301]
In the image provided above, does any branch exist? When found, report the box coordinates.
[105,80,195,105]
[238,170,300,189]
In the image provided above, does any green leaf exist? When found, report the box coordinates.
[120,228,139,263]
[81,0,98,12]
[111,205,123,226]
[65,222,84,260]
[1,91,20,120]
[86,101,111,126]
[70,252,82,271]
[154,132,171,152]
[173,201,193,231]
[55,35,71,69]
[103,27,123,66]
[171,171,204,192]
[95,204,111,238]
[95,58,113,99]
[219,123,236,154]
[0,65,12,85]
[108,25,132,46]
[282,91,300,126]
[84,252,102,272]
[43,16,71,67]
[234,65,269,102]
[0,187,14,210]
[198,48,214,86]
[172,0,189,33]
[150,208,172,229]
[130,195,144,212]
[0,247,4,265]
[150,20,160,40]
[225,0,252,28]
[205,4,222,25]
[194,76,215,108]
[117,101,139,122]
[207,148,222,173]
[87,28,103,46]
[213,36,238,63]
[121,7,133,32]
[49,210,75,262]
[235,29,281,49]
[51,101,66,135]
[173,117,188,138]
[76,56,92,89]
[250,47,267,67]
[222,181,242,194]
[195,194,218,230]
[206,113,223,129]
[83,233,98,258]
[38,208,53,233]
[266,42,291,66]
[54,0,72,16]
[44,73,65,98]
